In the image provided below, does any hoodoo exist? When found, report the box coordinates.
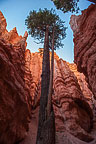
[0,3,96,143]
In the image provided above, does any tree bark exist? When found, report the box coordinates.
[47,28,54,117]
[36,26,55,144]
[36,25,50,144]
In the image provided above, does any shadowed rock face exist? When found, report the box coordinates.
[0,10,96,144]
[0,11,31,144]
[70,4,96,99]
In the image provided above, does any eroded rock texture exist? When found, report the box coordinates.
[24,48,95,143]
[70,4,96,99]
[0,11,31,144]
[0,9,96,144]
[53,59,94,143]
[24,49,42,107]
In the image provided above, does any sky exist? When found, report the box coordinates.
[0,0,92,62]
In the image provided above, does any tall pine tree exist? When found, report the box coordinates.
[25,8,67,144]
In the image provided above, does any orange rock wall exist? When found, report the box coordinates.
[70,4,96,99]
[25,47,94,142]
[0,11,31,144]
[0,8,96,144]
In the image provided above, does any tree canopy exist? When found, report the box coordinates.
[25,8,67,50]
[51,0,79,13]
[51,0,96,13]
[25,9,67,144]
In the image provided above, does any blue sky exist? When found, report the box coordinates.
[0,0,92,62]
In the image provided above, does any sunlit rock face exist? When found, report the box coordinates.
[0,11,7,36]
[68,63,93,103]
[70,4,96,99]
[53,59,94,143]
[25,47,94,142]
[24,49,42,106]
[24,48,60,107]
[0,10,96,144]
[0,11,31,144]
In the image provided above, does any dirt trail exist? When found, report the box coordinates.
[20,107,39,144]
[20,106,96,144]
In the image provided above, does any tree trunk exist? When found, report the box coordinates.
[47,28,54,117]
[36,26,55,144]
[36,25,50,143]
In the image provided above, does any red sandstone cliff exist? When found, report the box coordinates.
[0,11,31,144]
[0,9,96,144]
[70,4,96,100]
[25,49,94,143]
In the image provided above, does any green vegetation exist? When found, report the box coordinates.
[25,8,67,49]
[25,8,67,144]
[51,0,79,13]
[51,0,96,13]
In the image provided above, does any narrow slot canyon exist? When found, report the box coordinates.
[0,2,96,144]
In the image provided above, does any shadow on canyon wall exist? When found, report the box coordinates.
[0,4,96,144]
